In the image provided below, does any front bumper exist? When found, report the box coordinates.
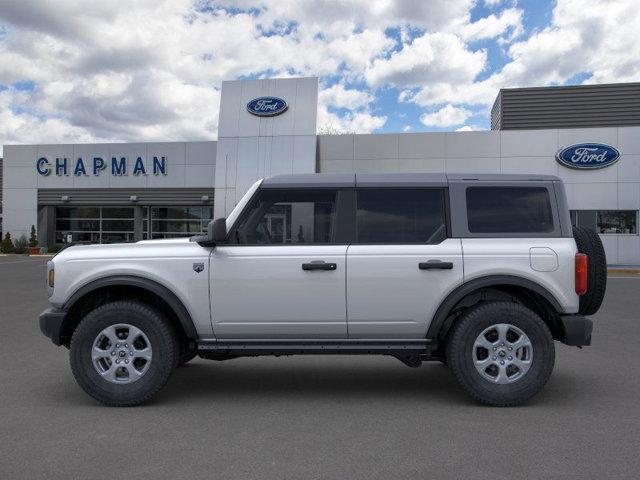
[39,308,67,346]
[559,314,593,346]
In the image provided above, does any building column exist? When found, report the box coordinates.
[133,206,144,241]
[37,206,56,247]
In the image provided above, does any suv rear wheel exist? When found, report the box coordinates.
[70,301,178,407]
[446,301,555,407]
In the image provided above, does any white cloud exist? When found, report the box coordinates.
[420,105,472,127]
[366,32,486,88]
[213,0,474,33]
[0,0,404,148]
[0,0,638,147]
[319,84,373,110]
[459,8,523,42]
[403,0,640,110]
[317,82,384,133]
[402,125,413,132]
[456,125,484,131]
[317,106,386,134]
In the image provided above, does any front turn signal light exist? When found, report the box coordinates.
[48,268,55,288]
[575,253,588,295]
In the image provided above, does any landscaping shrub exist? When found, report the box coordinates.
[1,233,14,253]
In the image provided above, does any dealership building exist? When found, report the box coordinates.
[1,78,640,264]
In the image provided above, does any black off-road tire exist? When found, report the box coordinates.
[70,301,178,407]
[573,226,607,315]
[446,301,555,407]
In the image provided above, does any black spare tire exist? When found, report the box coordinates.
[573,226,607,315]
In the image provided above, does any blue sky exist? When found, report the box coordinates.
[0,0,637,150]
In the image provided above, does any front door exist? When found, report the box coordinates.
[210,188,348,338]
[346,187,463,338]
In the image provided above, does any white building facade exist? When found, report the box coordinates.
[2,76,639,264]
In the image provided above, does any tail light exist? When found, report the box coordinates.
[575,253,588,295]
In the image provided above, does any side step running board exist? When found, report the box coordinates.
[196,338,432,356]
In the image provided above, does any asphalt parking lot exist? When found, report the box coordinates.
[1,256,639,479]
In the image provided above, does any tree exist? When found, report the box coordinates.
[29,225,38,248]
[1,233,15,253]
[13,235,28,254]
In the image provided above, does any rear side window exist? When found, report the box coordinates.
[466,187,554,233]
[356,188,447,243]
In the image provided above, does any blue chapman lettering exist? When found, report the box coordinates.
[36,156,167,176]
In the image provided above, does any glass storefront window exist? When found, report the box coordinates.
[55,205,213,244]
[598,210,638,234]
[55,206,135,244]
[570,210,638,234]
[146,206,214,239]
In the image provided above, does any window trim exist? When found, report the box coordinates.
[448,181,564,238]
[353,186,450,245]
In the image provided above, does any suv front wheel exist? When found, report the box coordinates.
[446,301,555,407]
[70,301,178,407]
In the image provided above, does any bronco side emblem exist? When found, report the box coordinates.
[193,262,205,273]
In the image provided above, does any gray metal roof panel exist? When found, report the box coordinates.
[355,173,447,187]
[262,173,561,189]
[446,173,561,182]
[262,173,355,188]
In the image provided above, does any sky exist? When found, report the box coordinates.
[0,0,638,154]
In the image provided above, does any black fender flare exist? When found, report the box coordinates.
[426,275,564,341]
[63,275,198,339]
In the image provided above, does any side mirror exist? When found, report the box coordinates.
[208,218,227,244]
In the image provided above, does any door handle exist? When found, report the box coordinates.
[419,260,454,270]
[302,261,337,271]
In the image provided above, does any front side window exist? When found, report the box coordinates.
[231,189,337,245]
[356,188,447,244]
[466,187,554,234]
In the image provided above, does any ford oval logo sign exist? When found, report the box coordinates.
[247,97,288,117]
[556,143,620,170]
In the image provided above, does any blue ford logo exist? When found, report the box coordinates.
[247,97,288,117]
[556,143,620,170]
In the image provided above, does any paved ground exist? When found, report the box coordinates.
[1,255,639,479]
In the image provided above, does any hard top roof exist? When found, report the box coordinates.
[261,172,560,188]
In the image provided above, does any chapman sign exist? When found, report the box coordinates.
[246,97,288,117]
[36,156,168,177]
[556,143,620,170]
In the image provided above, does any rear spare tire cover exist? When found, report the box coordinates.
[573,226,607,315]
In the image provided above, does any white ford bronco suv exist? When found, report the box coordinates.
[39,173,606,407]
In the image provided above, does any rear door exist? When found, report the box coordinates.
[346,187,463,338]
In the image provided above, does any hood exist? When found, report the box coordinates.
[53,236,205,262]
